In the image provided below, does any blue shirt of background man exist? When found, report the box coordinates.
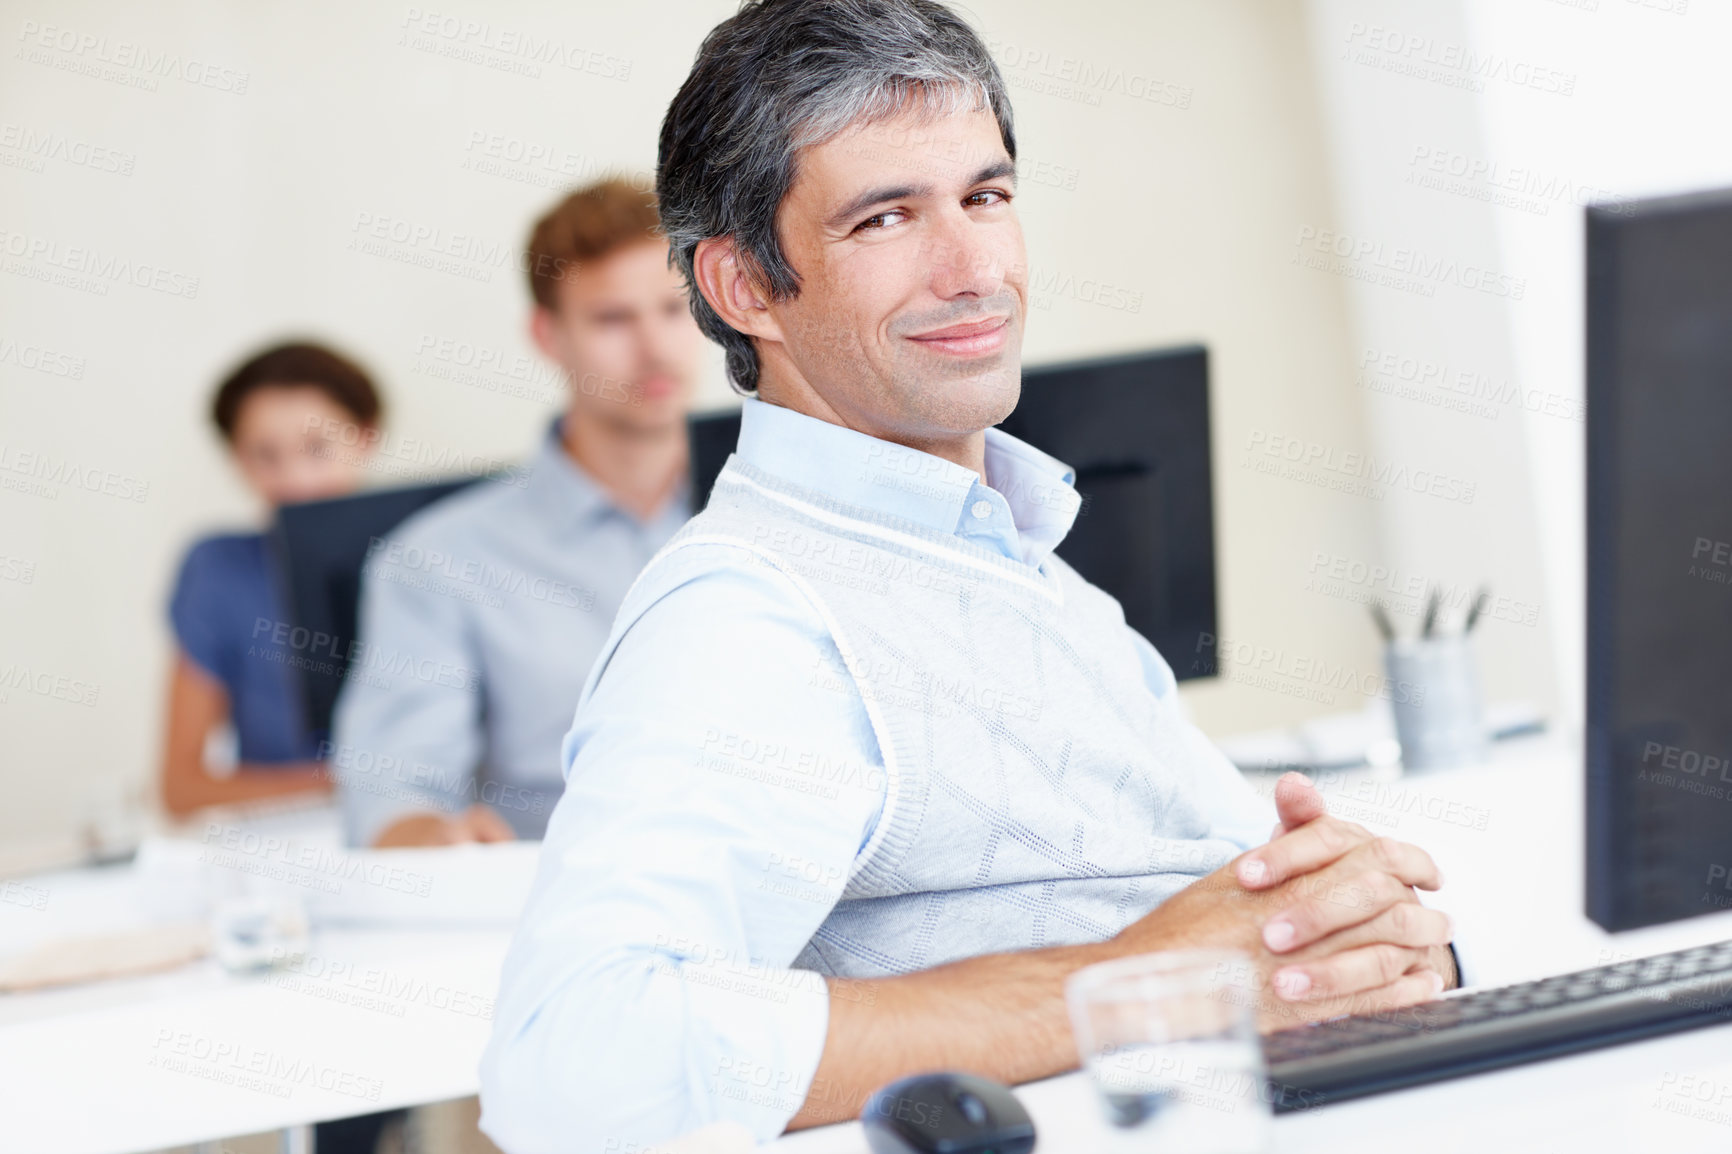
[168,532,322,764]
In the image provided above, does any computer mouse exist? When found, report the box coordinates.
[860,1071,1037,1154]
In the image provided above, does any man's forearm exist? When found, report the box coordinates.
[787,937,1124,1129]
[784,839,1461,1131]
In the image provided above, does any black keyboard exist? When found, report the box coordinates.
[1262,938,1732,1113]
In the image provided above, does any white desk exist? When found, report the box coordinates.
[772,1020,1732,1154]
[775,734,1732,1153]
[0,923,510,1153]
[9,738,1732,1152]
[0,810,516,1154]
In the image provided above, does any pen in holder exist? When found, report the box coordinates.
[1374,588,1489,772]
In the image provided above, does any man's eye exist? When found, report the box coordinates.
[967,190,1010,207]
[855,210,904,233]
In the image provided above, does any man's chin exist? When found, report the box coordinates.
[614,391,692,429]
[904,358,1021,431]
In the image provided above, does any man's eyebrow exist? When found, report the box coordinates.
[824,182,930,230]
[822,159,1019,230]
[970,159,1018,186]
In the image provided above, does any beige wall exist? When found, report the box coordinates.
[0,0,1379,854]
[1464,0,1732,730]
[1300,0,1565,741]
[1297,0,1732,736]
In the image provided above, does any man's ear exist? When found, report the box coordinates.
[692,237,783,345]
[528,305,562,363]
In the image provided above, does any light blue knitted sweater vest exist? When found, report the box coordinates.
[605,457,1242,978]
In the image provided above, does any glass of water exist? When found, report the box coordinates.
[1066,949,1271,1153]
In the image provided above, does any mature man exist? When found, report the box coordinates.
[480,1,1458,1149]
[331,177,703,846]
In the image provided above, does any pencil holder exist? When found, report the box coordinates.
[1383,634,1487,771]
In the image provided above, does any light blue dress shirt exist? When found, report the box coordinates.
[479,398,1274,1153]
[331,419,690,845]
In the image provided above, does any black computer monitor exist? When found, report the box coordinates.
[687,345,1219,679]
[1586,186,1732,931]
[271,478,478,743]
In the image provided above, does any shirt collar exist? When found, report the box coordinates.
[520,418,616,531]
[733,396,1083,569]
[981,424,1087,568]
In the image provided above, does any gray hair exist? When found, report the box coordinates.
[656,0,1017,394]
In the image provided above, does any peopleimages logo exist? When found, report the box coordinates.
[0,443,149,502]
[303,415,529,488]
[149,1030,383,1103]
[366,536,599,611]
[1243,429,1477,505]
[0,227,200,299]
[0,663,100,707]
[1197,632,1424,707]
[1357,347,1584,425]
[1293,227,1525,301]
[1340,22,1576,97]
[199,823,435,898]
[0,123,136,175]
[250,616,482,692]
[1306,549,1540,628]
[984,37,1193,109]
[0,335,86,379]
[14,20,251,94]
[1405,145,1630,218]
[397,8,632,81]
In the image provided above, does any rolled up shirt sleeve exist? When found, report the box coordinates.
[479,552,886,1153]
[330,529,486,847]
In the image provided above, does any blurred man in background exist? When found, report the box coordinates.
[332,176,705,847]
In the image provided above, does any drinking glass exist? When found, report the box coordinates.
[1066,949,1271,1152]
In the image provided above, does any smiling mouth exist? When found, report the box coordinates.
[906,315,1012,357]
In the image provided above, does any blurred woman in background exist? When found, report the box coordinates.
[159,342,381,817]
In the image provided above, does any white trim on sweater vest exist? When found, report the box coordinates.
[719,470,1065,606]
[659,532,909,888]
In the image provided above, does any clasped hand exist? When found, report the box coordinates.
[1116,772,1457,1032]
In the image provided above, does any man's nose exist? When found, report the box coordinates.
[924,213,1005,299]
